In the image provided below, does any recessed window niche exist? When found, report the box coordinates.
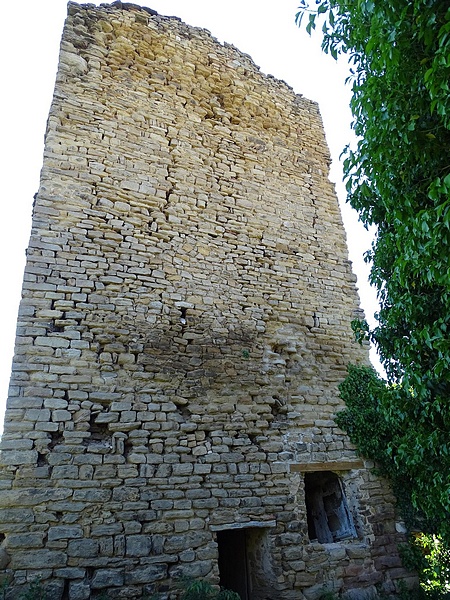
[305,471,356,543]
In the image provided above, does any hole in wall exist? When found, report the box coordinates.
[247,432,256,444]
[247,433,262,448]
[176,405,191,420]
[88,414,111,442]
[83,413,112,449]
[270,395,287,421]
[48,321,64,333]
[305,471,357,544]
[37,452,48,467]
[124,438,132,459]
[49,431,64,450]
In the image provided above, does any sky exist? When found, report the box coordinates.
[0,0,380,432]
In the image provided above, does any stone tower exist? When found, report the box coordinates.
[0,3,413,599]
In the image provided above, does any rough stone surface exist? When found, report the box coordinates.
[0,2,414,599]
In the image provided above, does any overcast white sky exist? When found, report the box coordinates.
[0,0,380,431]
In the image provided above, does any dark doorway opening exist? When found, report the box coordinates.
[217,529,249,600]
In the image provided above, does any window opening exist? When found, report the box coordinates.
[305,471,356,543]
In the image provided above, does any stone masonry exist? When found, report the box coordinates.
[0,3,414,599]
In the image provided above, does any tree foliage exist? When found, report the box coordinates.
[338,366,450,594]
[402,533,450,597]
[337,366,450,539]
[296,0,450,541]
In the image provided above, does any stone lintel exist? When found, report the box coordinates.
[290,459,364,473]
[210,520,277,531]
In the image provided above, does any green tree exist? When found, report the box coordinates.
[296,0,450,540]
[338,365,450,595]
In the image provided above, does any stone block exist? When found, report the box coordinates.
[72,489,112,502]
[346,544,369,560]
[91,569,124,589]
[69,581,91,600]
[48,526,83,541]
[52,410,72,421]
[52,465,79,479]
[91,524,124,537]
[0,509,35,523]
[126,534,153,557]
[0,450,38,466]
[0,439,34,450]
[125,564,167,584]
[54,567,86,579]
[11,550,67,569]
[0,548,9,569]
[67,539,99,558]
[169,560,212,579]
[6,533,45,548]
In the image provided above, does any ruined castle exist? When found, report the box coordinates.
[0,3,413,599]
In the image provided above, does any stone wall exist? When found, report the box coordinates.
[0,2,414,599]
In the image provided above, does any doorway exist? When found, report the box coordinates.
[217,528,249,600]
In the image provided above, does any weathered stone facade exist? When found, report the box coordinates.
[0,3,413,599]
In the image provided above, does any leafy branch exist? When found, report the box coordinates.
[296,0,450,547]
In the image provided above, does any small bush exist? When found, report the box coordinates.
[179,579,240,600]
[18,579,47,600]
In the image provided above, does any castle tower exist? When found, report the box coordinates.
[0,3,412,599]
